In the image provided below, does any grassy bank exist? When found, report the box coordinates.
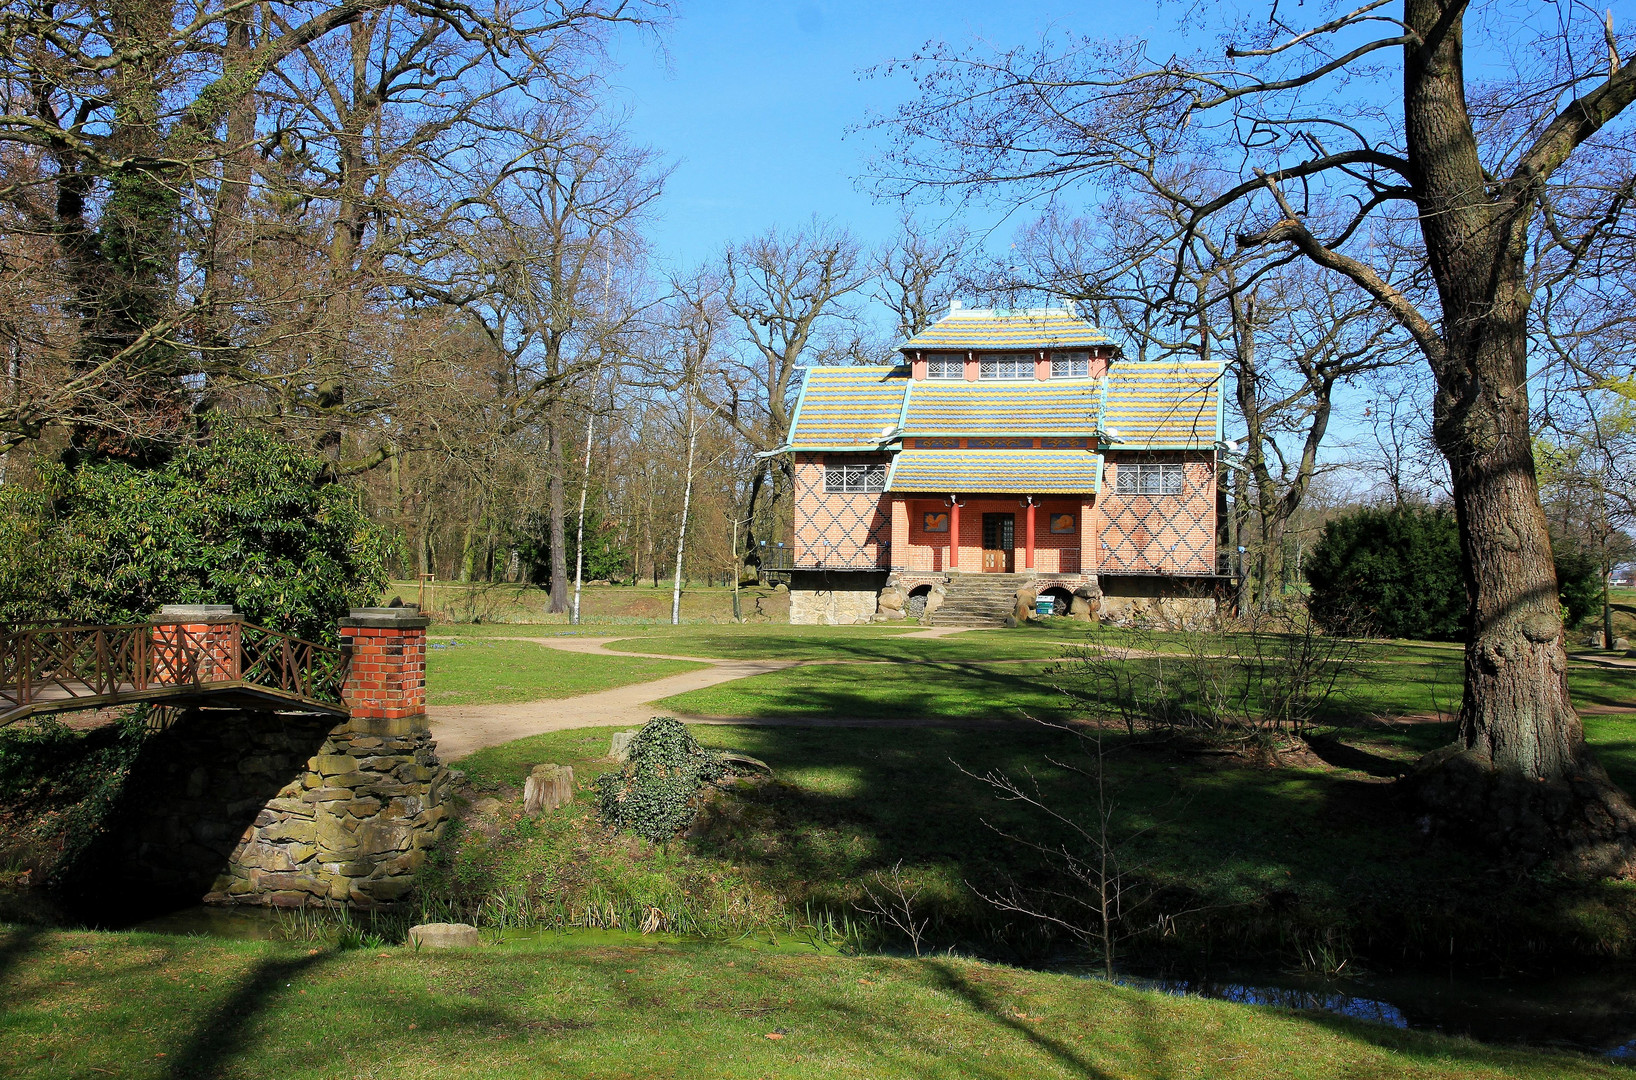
[424,639,706,707]
[0,926,1617,1079]
[429,712,1636,971]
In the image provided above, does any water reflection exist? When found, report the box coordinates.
[1114,968,1636,1062]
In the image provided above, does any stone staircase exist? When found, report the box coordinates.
[930,573,1035,627]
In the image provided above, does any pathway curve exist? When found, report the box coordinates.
[428,639,799,760]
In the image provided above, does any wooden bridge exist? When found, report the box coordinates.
[0,608,351,726]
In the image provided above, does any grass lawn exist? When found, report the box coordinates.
[650,645,1633,727]
[425,639,707,707]
[434,713,1636,970]
[655,661,1073,719]
[0,927,1616,1080]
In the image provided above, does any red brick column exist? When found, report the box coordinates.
[151,605,239,686]
[338,607,428,720]
[948,496,961,570]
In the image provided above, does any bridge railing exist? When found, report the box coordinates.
[0,616,350,719]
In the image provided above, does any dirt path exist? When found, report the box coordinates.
[428,651,799,761]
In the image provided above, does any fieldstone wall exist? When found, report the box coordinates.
[789,570,888,625]
[216,710,447,907]
[92,705,448,911]
[66,607,450,915]
[1099,595,1218,630]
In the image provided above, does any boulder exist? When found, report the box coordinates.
[609,730,638,763]
[409,922,480,949]
[1013,584,1039,624]
[919,583,948,624]
[1070,583,1102,621]
[523,764,575,814]
[1614,637,1632,652]
[875,581,907,620]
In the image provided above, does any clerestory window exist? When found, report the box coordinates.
[926,356,964,379]
[979,353,1034,379]
[825,463,887,493]
[1115,463,1186,496]
[1051,352,1090,378]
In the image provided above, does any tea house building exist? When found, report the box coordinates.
[775,304,1228,626]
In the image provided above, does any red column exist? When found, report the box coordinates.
[1025,499,1036,570]
[339,608,428,721]
[949,497,961,569]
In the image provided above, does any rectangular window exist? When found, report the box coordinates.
[926,356,963,379]
[824,463,887,493]
[1115,463,1186,496]
[978,352,1034,379]
[1051,352,1090,378]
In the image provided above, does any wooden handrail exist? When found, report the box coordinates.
[0,619,350,720]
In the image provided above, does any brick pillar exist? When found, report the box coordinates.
[890,498,909,569]
[1025,498,1036,571]
[151,605,239,686]
[339,607,428,720]
[949,497,961,570]
[226,607,446,908]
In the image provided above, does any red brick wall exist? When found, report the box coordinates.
[1098,455,1217,574]
[792,453,891,569]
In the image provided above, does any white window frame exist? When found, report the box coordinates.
[979,352,1035,380]
[925,355,964,379]
[1051,351,1091,378]
[1115,463,1186,496]
[824,463,887,493]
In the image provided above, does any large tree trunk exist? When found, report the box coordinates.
[1404,0,1636,870]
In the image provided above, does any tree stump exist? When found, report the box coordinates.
[523,764,574,815]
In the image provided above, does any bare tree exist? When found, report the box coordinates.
[711,221,869,569]
[873,2,1636,865]
[873,214,971,338]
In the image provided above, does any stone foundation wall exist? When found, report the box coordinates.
[215,710,449,907]
[789,570,888,625]
[100,706,449,910]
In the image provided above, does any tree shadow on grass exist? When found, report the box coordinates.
[923,958,1117,1079]
[681,720,1574,969]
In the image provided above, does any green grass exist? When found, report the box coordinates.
[655,661,1073,719]
[392,579,792,626]
[425,639,707,706]
[645,637,1631,726]
[599,624,1077,661]
[0,927,1616,1079]
[437,718,1636,970]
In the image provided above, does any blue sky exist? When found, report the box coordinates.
[606,2,1174,269]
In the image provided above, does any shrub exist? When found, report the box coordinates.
[596,717,726,843]
[1308,504,1606,641]
[1306,505,1466,640]
[0,421,394,642]
[1553,545,1604,630]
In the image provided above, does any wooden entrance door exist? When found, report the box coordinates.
[981,513,1015,573]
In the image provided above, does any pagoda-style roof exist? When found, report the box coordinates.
[1101,362,1223,449]
[900,306,1114,352]
[785,365,908,448]
[782,359,1222,452]
[900,381,1099,438]
[887,449,1103,495]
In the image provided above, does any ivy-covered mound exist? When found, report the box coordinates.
[596,718,727,843]
[0,421,393,643]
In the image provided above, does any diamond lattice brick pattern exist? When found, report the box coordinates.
[794,455,890,569]
[1101,460,1216,574]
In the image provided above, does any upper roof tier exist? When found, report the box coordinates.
[784,359,1223,450]
[899,304,1115,352]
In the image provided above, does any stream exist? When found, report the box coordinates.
[5,889,1636,1063]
